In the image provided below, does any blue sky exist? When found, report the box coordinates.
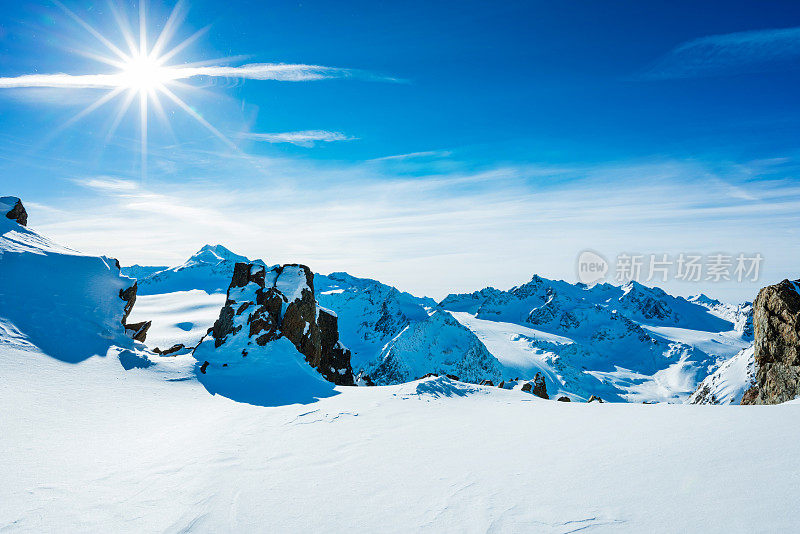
[0,0,799,300]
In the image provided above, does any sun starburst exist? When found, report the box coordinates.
[0,1,380,181]
[43,0,238,180]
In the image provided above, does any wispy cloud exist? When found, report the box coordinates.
[369,150,453,162]
[0,63,398,89]
[29,151,800,302]
[642,26,800,79]
[240,130,356,147]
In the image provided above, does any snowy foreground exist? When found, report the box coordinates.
[3,344,800,533]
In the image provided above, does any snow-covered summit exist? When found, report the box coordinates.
[125,244,265,295]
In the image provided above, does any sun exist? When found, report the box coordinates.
[119,55,172,92]
[26,0,240,181]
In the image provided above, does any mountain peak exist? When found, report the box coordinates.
[1,196,27,226]
[184,245,250,266]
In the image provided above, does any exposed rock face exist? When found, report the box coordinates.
[119,283,138,324]
[118,281,150,341]
[741,279,800,405]
[1,196,27,226]
[557,396,571,402]
[588,395,604,403]
[125,321,152,342]
[205,262,355,386]
[532,372,549,399]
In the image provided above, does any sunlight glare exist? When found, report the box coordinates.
[120,54,171,92]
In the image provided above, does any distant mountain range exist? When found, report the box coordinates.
[121,244,754,403]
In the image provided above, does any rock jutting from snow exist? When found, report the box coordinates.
[1,196,27,226]
[532,372,549,399]
[118,281,151,342]
[741,279,800,405]
[203,262,355,385]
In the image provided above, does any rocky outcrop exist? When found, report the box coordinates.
[1,196,27,226]
[125,320,152,342]
[532,372,548,399]
[741,279,800,405]
[117,281,150,341]
[119,283,137,324]
[521,373,549,399]
[203,262,355,386]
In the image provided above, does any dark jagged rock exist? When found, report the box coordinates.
[153,343,186,356]
[588,395,604,403]
[445,374,460,381]
[557,396,571,402]
[521,382,532,393]
[119,283,138,325]
[118,281,151,342]
[741,279,800,405]
[480,379,494,386]
[125,320,151,342]
[202,262,355,386]
[533,372,549,399]
[2,196,27,226]
[419,372,439,379]
[200,361,209,374]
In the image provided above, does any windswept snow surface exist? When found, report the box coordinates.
[125,290,226,350]
[0,214,133,362]
[3,346,800,533]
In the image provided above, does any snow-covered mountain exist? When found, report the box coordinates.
[687,293,753,339]
[364,309,503,384]
[439,276,751,402]
[688,345,756,405]
[120,245,753,402]
[125,244,263,295]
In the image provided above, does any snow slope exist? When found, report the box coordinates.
[4,344,800,533]
[125,289,226,350]
[0,209,134,362]
[688,345,756,405]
